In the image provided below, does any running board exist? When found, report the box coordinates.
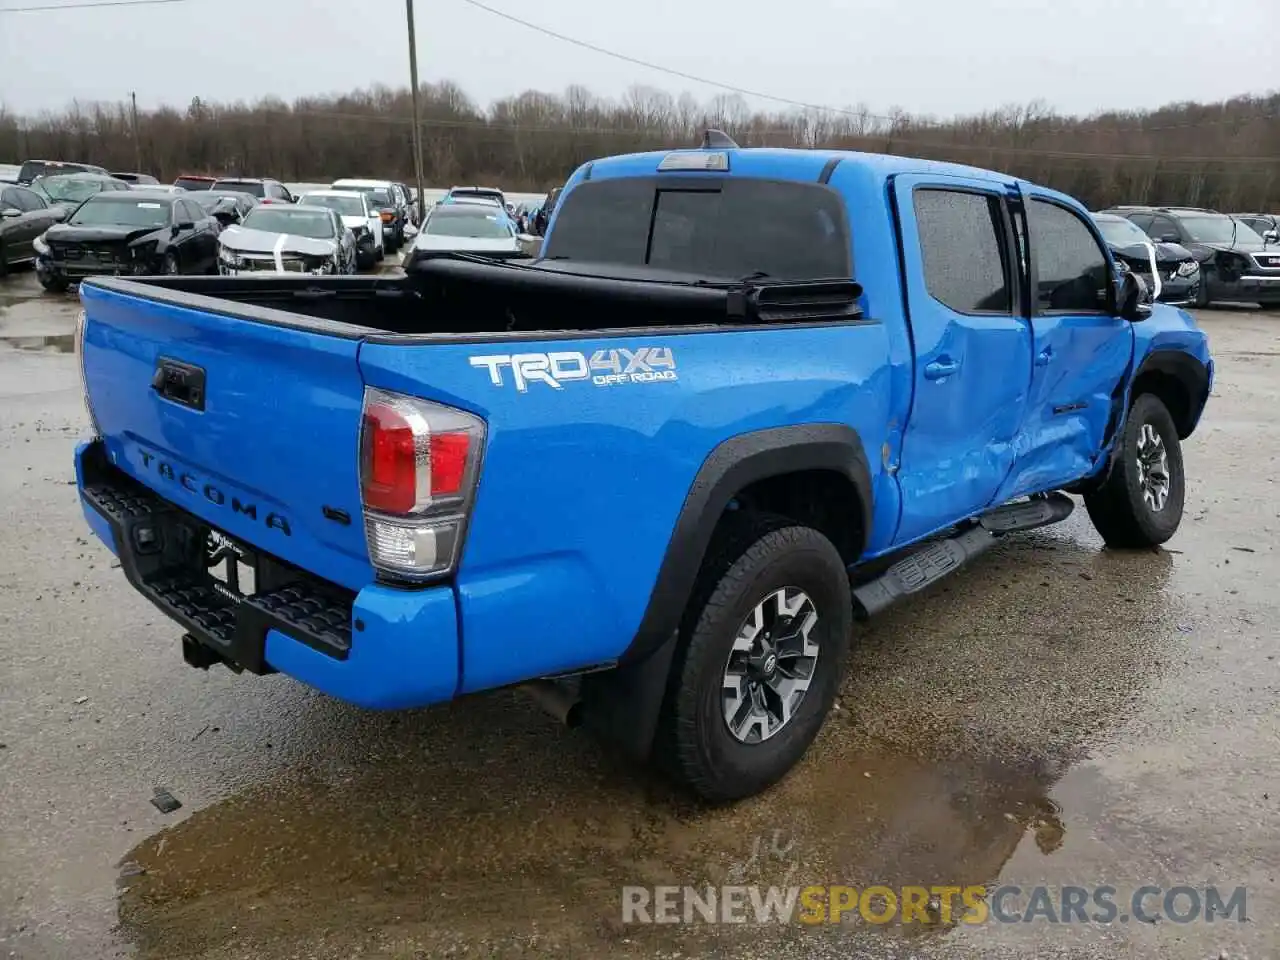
[978,492,1074,533]
[852,493,1075,618]
[853,525,996,617]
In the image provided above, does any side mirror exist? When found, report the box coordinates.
[0,207,20,219]
[49,207,68,222]
[1158,233,1179,244]
[1265,230,1279,245]
[177,220,195,230]
[517,233,537,244]
[1117,271,1152,322]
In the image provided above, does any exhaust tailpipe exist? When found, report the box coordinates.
[520,679,583,728]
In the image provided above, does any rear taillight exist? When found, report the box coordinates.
[380,211,394,222]
[359,388,485,582]
[74,306,100,436]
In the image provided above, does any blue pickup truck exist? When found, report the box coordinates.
[73,135,1212,801]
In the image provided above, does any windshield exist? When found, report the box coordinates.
[242,207,334,239]
[1095,217,1152,248]
[174,177,216,191]
[425,209,514,239]
[337,185,392,206]
[36,176,112,202]
[68,197,170,228]
[543,178,851,281]
[301,194,365,217]
[1179,215,1263,245]
[212,180,265,198]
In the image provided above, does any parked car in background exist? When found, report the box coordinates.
[190,190,258,228]
[111,172,159,185]
[1104,205,1280,307]
[330,178,407,252]
[1092,212,1200,306]
[402,202,533,269]
[0,163,21,184]
[173,174,220,192]
[443,185,506,209]
[296,189,383,267]
[395,182,420,225]
[16,159,108,185]
[31,173,133,213]
[217,203,356,276]
[1233,213,1280,245]
[210,177,295,205]
[0,182,65,276]
[129,184,187,195]
[534,186,562,235]
[33,190,219,292]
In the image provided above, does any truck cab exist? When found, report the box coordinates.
[73,136,1211,802]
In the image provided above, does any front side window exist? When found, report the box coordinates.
[913,188,1011,314]
[1027,199,1110,313]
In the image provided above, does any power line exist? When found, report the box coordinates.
[0,0,192,11]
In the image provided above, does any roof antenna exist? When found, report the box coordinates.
[701,128,740,149]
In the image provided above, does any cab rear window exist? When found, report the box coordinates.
[543,177,850,281]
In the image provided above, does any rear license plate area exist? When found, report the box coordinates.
[205,528,258,601]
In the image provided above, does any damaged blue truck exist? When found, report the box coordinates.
[74,136,1212,802]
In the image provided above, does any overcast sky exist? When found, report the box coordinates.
[1,0,1277,120]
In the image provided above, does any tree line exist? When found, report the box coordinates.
[1,83,1277,210]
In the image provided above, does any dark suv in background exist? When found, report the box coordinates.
[1234,213,1280,246]
[1104,205,1280,307]
[1092,212,1200,306]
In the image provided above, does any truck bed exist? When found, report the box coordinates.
[82,257,863,340]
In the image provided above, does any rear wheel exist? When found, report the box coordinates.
[1084,392,1185,547]
[658,515,850,802]
[38,273,68,293]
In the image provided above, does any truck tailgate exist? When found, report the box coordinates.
[79,281,373,591]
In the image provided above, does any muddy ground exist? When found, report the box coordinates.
[0,266,1277,960]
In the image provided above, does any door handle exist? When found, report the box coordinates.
[923,357,961,380]
[1035,346,1054,367]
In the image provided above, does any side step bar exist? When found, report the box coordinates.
[853,493,1073,618]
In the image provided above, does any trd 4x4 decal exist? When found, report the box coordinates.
[470,347,677,392]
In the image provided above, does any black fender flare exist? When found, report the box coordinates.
[1130,347,1211,439]
[581,423,872,759]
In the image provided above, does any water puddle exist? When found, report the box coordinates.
[0,333,75,353]
[115,522,1188,958]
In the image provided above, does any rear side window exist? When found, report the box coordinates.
[544,178,851,281]
[1027,199,1111,314]
[913,189,1011,314]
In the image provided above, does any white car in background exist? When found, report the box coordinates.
[296,189,384,267]
[402,202,537,269]
[330,178,409,252]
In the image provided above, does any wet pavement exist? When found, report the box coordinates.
[1,265,1278,959]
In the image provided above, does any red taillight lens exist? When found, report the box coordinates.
[361,403,418,513]
[380,211,394,222]
[428,432,470,496]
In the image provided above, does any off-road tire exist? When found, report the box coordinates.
[1085,392,1185,547]
[657,513,851,803]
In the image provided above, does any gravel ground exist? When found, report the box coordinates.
[0,267,1277,960]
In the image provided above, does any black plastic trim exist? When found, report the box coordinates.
[818,156,843,184]
[619,423,873,665]
[80,442,355,670]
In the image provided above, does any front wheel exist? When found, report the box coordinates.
[163,252,179,275]
[658,516,851,803]
[38,273,68,293]
[1084,392,1185,547]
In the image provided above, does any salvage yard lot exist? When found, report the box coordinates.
[0,268,1277,959]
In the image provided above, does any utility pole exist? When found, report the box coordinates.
[405,0,426,214]
[129,91,142,172]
